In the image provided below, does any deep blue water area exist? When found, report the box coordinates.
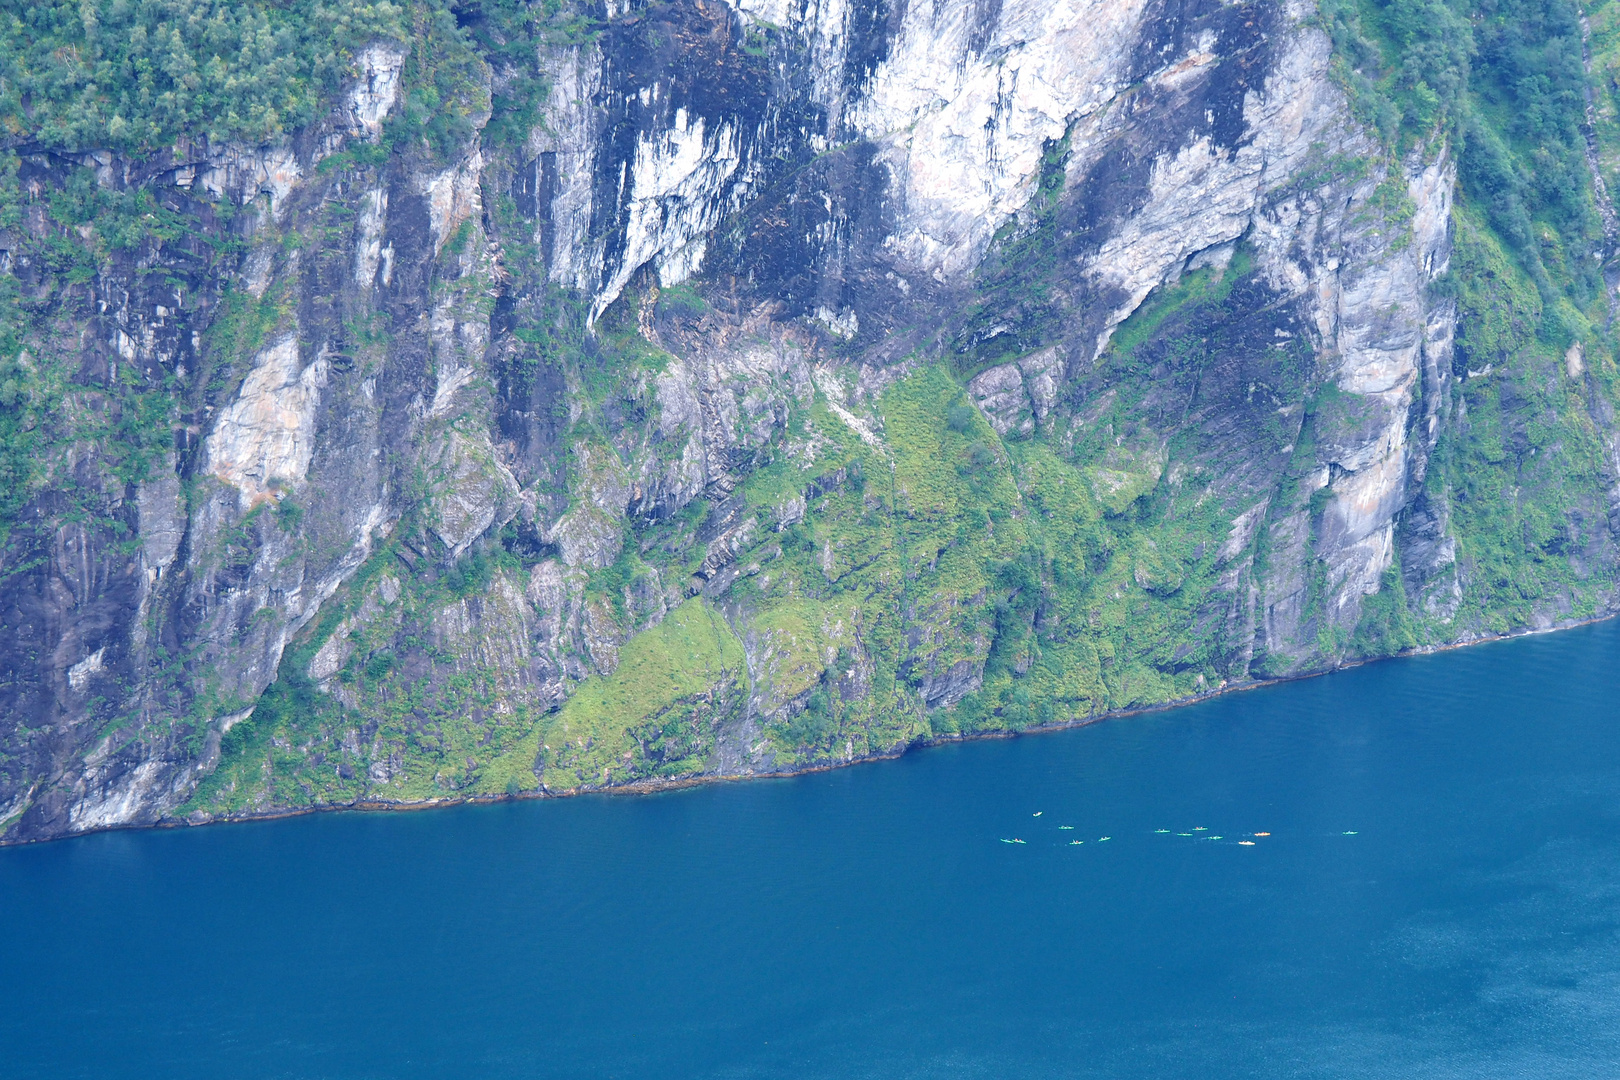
[6,622,1620,1078]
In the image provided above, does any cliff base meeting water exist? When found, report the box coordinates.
[4,622,1619,1078]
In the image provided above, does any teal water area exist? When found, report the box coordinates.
[5,621,1620,1078]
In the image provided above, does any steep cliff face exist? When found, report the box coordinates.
[2,0,1618,842]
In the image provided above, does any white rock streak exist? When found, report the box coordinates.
[854,0,1149,280]
[204,338,328,507]
[593,109,746,319]
[344,44,405,140]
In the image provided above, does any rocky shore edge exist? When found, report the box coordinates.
[6,611,1607,847]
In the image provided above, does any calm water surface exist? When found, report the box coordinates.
[5,622,1620,1078]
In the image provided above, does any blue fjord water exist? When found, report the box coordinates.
[5,622,1620,1079]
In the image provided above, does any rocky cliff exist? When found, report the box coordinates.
[3,0,1619,842]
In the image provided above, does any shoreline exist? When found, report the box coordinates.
[4,610,1614,847]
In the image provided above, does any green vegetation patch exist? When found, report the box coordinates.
[534,598,746,788]
[749,597,859,708]
[0,0,408,152]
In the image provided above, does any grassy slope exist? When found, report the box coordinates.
[527,597,746,789]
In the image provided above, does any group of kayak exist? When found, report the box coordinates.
[999,824,1282,846]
